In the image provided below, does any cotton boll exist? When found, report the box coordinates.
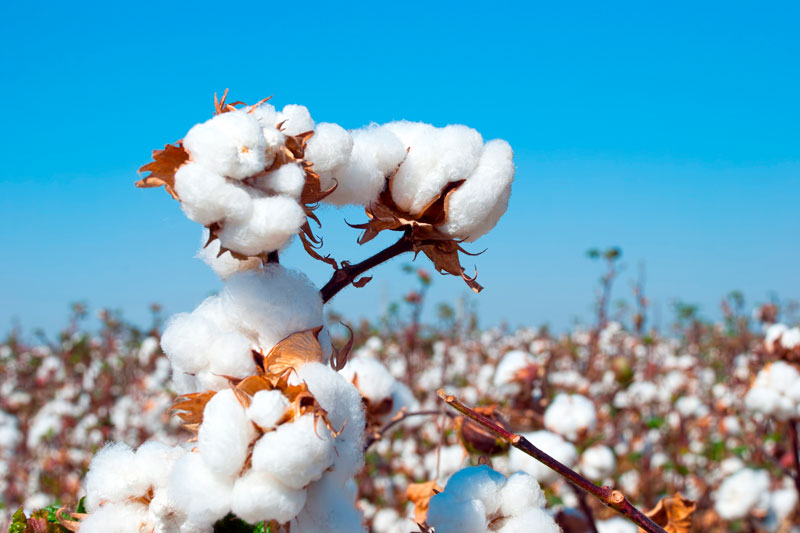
[79,502,152,533]
[384,122,484,215]
[443,465,506,515]
[174,164,254,225]
[291,470,367,533]
[196,234,261,280]
[134,441,187,490]
[497,507,560,533]
[437,139,514,242]
[509,431,577,484]
[714,468,771,520]
[252,414,334,490]
[160,312,222,374]
[543,393,597,441]
[247,389,290,430]
[306,122,353,188]
[596,517,639,533]
[781,327,800,349]
[221,266,327,359]
[499,472,547,516]
[278,104,315,135]
[340,356,396,406]
[206,331,256,379]
[426,491,487,533]
[84,442,148,511]
[183,110,267,180]
[254,163,306,200]
[168,452,234,527]
[579,445,617,480]
[197,390,256,477]
[493,350,536,388]
[251,103,280,129]
[230,469,307,523]
[218,195,306,256]
[327,125,405,206]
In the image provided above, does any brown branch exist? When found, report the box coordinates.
[321,229,415,303]
[789,418,800,507]
[436,389,668,533]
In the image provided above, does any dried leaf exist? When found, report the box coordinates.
[136,143,190,199]
[56,508,85,532]
[263,326,325,375]
[407,480,442,524]
[351,276,372,288]
[330,322,354,371]
[171,391,217,432]
[640,493,696,533]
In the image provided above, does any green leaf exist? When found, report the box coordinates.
[76,497,86,514]
[9,508,27,533]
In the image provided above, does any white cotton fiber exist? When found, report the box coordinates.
[134,441,187,490]
[230,469,307,523]
[206,330,256,379]
[544,393,597,441]
[292,362,366,476]
[580,445,617,480]
[174,164,254,226]
[509,430,577,484]
[714,468,771,520]
[198,389,257,477]
[499,471,546,516]
[247,389,290,430]
[290,470,367,533]
[327,125,406,206]
[251,103,280,130]
[84,442,147,511]
[426,491,487,533]
[596,517,639,533]
[254,163,306,200]
[79,502,152,533]
[782,327,800,349]
[278,104,315,135]
[383,121,483,215]
[221,266,327,357]
[183,110,267,180]
[437,139,514,241]
[251,413,334,490]
[493,350,536,388]
[305,122,353,185]
[443,465,506,515]
[340,356,396,406]
[497,507,560,533]
[218,195,306,256]
[168,452,234,527]
[160,312,218,374]
[148,486,187,532]
[197,234,262,280]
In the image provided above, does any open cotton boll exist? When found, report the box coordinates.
[305,122,353,185]
[437,139,514,242]
[218,195,306,256]
[174,164,254,225]
[383,121,483,215]
[714,468,771,520]
[509,431,577,484]
[290,470,367,533]
[206,331,256,379]
[230,469,307,524]
[340,356,396,406]
[579,445,616,480]
[198,389,257,477]
[247,389,290,430]
[160,312,218,374]
[497,507,560,533]
[596,517,639,533]
[134,441,188,490]
[443,465,506,515]
[254,163,306,199]
[79,502,152,533]
[221,266,328,359]
[327,125,406,206]
[278,104,315,135]
[499,472,547,516]
[196,234,261,280]
[544,393,597,441]
[168,452,234,527]
[781,327,800,349]
[84,442,148,512]
[426,491,487,533]
[493,350,536,388]
[251,103,280,129]
[148,487,187,532]
[291,362,365,477]
[251,413,334,490]
[183,110,267,180]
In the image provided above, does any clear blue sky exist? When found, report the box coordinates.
[1,1,798,336]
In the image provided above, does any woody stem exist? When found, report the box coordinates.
[435,389,667,533]
[320,229,415,303]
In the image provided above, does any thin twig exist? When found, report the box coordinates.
[436,389,667,533]
[578,491,600,533]
[320,229,415,303]
[788,418,800,506]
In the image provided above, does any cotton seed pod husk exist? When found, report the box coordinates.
[456,405,510,456]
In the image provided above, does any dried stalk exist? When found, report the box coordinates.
[436,389,667,533]
[320,229,414,303]
[789,418,800,506]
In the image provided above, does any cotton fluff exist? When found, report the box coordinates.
[196,235,261,279]
[340,355,419,425]
[78,502,152,533]
[305,122,354,197]
[218,195,306,256]
[744,361,800,420]
[183,110,267,180]
[544,393,597,441]
[84,443,147,512]
[437,139,514,242]
[254,162,306,200]
[230,469,307,524]
[579,445,617,480]
[493,350,536,389]
[278,104,315,136]
[198,389,257,477]
[290,470,366,533]
[252,413,334,490]
[781,326,800,349]
[508,430,577,484]
[174,164,253,226]
[427,466,557,533]
[247,389,290,430]
[596,517,638,533]
[714,468,771,520]
[168,451,234,527]
[765,323,788,350]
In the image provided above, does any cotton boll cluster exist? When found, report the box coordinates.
[426,465,558,533]
[543,393,597,441]
[161,265,326,394]
[714,468,771,521]
[579,445,616,481]
[744,361,800,420]
[340,355,419,428]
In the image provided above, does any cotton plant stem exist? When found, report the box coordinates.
[789,418,800,505]
[320,229,415,303]
[578,491,600,533]
[436,389,668,533]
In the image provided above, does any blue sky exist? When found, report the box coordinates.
[1,1,798,335]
